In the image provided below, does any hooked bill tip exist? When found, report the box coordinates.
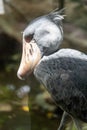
[17,71,25,80]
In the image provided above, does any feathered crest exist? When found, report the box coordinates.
[47,8,65,23]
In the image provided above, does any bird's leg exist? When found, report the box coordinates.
[57,111,69,130]
[73,118,82,130]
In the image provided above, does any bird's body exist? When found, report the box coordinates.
[34,49,87,123]
[17,9,87,130]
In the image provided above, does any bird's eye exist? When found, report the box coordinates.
[24,34,34,43]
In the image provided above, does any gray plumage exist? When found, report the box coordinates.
[34,49,87,122]
[18,9,87,130]
[23,10,63,56]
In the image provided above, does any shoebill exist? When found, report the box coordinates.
[17,9,87,130]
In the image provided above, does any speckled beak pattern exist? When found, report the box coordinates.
[17,38,41,80]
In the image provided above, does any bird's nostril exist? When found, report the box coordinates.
[30,44,33,52]
[29,44,33,55]
[29,49,33,55]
